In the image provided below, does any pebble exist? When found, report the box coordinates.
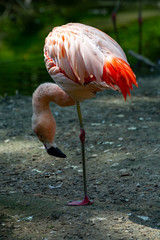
[31,169,43,173]
[71,165,79,169]
[17,216,33,222]
[142,125,148,128]
[91,123,101,126]
[111,163,119,167]
[102,141,114,145]
[91,154,98,158]
[14,225,22,229]
[128,126,137,130]
[49,183,63,189]
[50,231,56,234]
[107,159,113,162]
[137,215,149,221]
[120,171,130,177]
[104,149,110,153]
[118,137,123,141]
[119,168,128,173]
[117,114,124,118]
[9,191,17,194]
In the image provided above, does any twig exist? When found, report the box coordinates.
[111,0,121,43]
[128,50,159,69]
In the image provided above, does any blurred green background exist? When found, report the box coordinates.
[0,0,160,96]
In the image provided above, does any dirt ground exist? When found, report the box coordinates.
[0,72,160,240]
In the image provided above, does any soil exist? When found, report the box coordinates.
[0,73,160,240]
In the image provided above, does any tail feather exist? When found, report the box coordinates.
[102,57,138,100]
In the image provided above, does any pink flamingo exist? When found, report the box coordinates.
[32,23,138,206]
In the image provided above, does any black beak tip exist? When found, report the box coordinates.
[47,146,66,158]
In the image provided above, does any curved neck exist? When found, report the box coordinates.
[32,83,75,113]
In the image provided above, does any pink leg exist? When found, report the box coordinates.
[68,195,93,206]
[67,102,93,206]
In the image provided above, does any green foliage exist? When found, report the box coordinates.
[0,1,159,95]
[142,18,160,62]
[0,2,159,62]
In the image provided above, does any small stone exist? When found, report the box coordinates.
[137,215,149,221]
[17,216,33,222]
[120,171,130,177]
[107,159,113,162]
[118,137,123,141]
[119,168,128,173]
[140,193,145,198]
[9,191,17,194]
[117,114,124,118]
[14,225,21,229]
[71,165,79,169]
[91,123,101,126]
[102,141,114,145]
[104,149,110,153]
[128,126,137,130]
[91,154,98,158]
[49,183,63,189]
[111,163,119,167]
[31,169,42,173]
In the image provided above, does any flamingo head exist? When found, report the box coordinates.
[32,113,66,158]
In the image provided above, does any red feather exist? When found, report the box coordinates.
[102,57,138,100]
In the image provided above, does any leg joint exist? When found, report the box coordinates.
[79,128,85,144]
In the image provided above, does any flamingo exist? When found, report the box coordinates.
[32,23,138,206]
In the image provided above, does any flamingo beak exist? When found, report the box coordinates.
[44,142,66,158]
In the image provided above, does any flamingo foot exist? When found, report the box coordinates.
[67,195,93,206]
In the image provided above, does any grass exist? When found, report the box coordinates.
[0,4,159,95]
[0,6,159,62]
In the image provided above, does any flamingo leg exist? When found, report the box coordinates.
[67,101,93,206]
[76,101,87,196]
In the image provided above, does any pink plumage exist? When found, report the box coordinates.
[44,23,138,101]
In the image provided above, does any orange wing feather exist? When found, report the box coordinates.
[102,57,138,100]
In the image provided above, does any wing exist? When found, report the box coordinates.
[44,23,137,100]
